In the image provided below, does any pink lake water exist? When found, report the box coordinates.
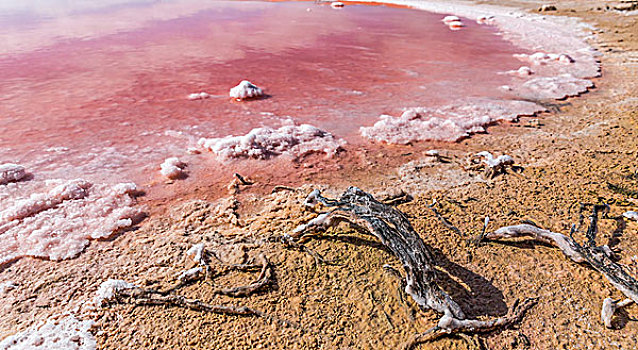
[0,0,531,188]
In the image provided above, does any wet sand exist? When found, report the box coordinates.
[1,0,637,349]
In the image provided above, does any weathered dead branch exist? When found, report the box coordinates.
[288,187,536,347]
[484,204,638,328]
[109,285,294,328]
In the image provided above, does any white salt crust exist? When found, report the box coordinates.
[0,164,27,185]
[187,92,209,100]
[475,151,514,168]
[198,122,344,160]
[358,0,600,144]
[0,179,141,265]
[229,80,263,100]
[94,279,137,307]
[0,315,96,350]
[160,157,186,179]
[361,99,544,143]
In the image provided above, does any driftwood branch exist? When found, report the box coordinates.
[484,204,638,328]
[289,187,535,346]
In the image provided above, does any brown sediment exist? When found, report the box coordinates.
[1,1,638,349]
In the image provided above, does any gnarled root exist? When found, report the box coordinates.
[484,204,638,328]
[404,297,538,350]
[289,187,536,345]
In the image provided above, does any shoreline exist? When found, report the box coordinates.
[1,0,637,349]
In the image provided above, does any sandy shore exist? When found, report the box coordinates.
[1,1,637,349]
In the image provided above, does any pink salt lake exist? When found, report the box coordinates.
[0,0,530,195]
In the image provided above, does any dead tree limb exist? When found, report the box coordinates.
[288,187,536,347]
[484,204,638,328]
[109,286,295,328]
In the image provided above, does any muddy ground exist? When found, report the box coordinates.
[1,0,637,349]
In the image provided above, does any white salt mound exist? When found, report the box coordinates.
[624,211,638,221]
[188,92,210,100]
[0,179,141,266]
[160,157,186,179]
[198,122,344,160]
[360,99,544,144]
[0,315,96,350]
[94,279,136,307]
[442,15,460,24]
[186,243,205,265]
[447,20,464,29]
[229,80,263,100]
[0,164,27,185]
[330,1,345,8]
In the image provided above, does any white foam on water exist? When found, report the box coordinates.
[361,99,544,143]
[0,315,96,350]
[198,121,344,160]
[0,164,27,185]
[0,178,141,265]
[229,80,263,100]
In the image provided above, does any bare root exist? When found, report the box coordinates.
[484,204,638,328]
[289,187,536,345]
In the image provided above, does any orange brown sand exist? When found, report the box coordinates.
[1,1,637,349]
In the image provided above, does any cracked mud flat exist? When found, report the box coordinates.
[1,0,638,349]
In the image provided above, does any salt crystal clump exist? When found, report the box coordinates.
[624,211,638,221]
[330,1,345,8]
[442,15,460,24]
[94,279,136,306]
[510,66,534,76]
[476,15,495,24]
[0,179,141,266]
[177,267,203,282]
[361,99,544,144]
[0,314,96,350]
[187,92,210,100]
[0,164,27,185]
[198,122,344,160]
[516,52,575,65]
[186,243,205,265]
[475,151,514,168]
[160,157,186,180]
[229,80,263,100]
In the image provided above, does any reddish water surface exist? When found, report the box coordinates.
[0,0,526,198]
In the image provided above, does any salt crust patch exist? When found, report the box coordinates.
[0,179,140,265]
[0,164,27,185]
[94,279,137,307]
[198,121,344,160]
[361,99,544,143]
[0,315,96,350]
[354,0,600,144]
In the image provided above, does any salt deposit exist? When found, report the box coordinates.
[187,92,210,100]
[474,151,514,168]
[0,315,96,350]
[442,15,460,24]
[0,179,141,266]
[94,279,137,306]
[160,157,186,179]
[508,66,534,76]
[330,1,345,8]
[186,243,205,265]
[361,99,544,144]
[229,80,263,100]
[358,0,601,102]
[517,74,594,99]
[0,164,27,185]
[198,122,344,160]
